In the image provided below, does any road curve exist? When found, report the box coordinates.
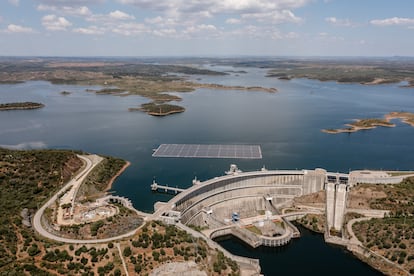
[347,217,371,245]
[33,154,141,244]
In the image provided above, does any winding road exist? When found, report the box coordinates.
[32,154,143,244]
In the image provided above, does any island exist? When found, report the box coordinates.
[0,57,277,117]
[322,112,414,134]
[129,103,185,116]
[0,102,44,111]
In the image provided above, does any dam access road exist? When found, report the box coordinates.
[33,154,149,244]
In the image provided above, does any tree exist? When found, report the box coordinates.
[123,246,131,257]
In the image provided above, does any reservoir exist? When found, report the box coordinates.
[216,225,382,275]
[1,65,414,274]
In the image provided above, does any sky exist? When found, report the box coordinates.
[0,0,413,56]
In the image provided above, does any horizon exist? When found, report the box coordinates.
[2,55,414,59]
[1,0,414,56]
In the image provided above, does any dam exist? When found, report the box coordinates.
[151,165,411,251]
[152,165,343,249]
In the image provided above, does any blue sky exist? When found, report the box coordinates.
[0,0,413,56]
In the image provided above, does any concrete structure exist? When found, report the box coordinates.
[152,167,329,249]
[325,182,349,231]
[151,180,185,194]
[333,184,348,230]
[348,170,414,186]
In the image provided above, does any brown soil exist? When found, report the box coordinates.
[347,186,387,209]
[293,190,326,207]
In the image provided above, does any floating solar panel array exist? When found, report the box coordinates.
[152,144,262,159]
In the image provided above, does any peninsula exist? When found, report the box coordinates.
[214,57,414,87]
[0,102,44,111]
[322,112,414,134]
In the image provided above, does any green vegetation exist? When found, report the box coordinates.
[368,177,414,216]
[297,214,326,233]
[0,102,44,111]
[130,102,185,116]
[0,148,82,273]
[322,112,414,134]
[125,221,240,275]
[351,118,394,128]
[352,177,414,272]
[77,156,126,201]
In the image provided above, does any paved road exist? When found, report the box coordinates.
[33,154,142,244]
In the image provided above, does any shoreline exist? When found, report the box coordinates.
[322,112,414,134]
[0,102,45,111]
[104,160,131,192]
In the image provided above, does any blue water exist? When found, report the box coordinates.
[1,66,413,275]
[217,225,382,276]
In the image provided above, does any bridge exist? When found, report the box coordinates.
[150,180,185,194]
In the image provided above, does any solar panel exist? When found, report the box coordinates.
[152,144,262,159]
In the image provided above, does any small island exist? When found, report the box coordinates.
[0,102,44,111]
[129,102,185,116]
[322,112,414,134]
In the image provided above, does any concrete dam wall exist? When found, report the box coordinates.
[173,169,326,226]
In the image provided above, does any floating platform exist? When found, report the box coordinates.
[152,144,262,159]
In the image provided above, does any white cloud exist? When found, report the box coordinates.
[73,26,105,35]
[6,24,34,33]
[87,10,136,23]
[325,17,355,27]
[37,5,92,16]
[241,9,302,23]
[117,0,308,24]
[370,17,414,26]
[152,28,177,37]
[109,10,135,20]
[145,16,164,25]
[226,18,241,24]
[42,14,72,31]
[8,0,20,6]
[111,23,149,36]
[36,0,103,6]
[184,24,217,34]
[317,32,344,41]
[229,25,298,40]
